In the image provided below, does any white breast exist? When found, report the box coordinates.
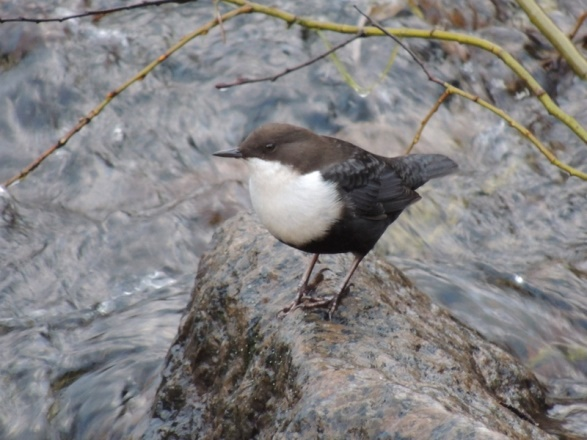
[247,158,343,247]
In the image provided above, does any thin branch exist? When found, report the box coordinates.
[515,0,587,79]
[356,6,587,179]
[214,0,227,44]
[0,0,195,24]
[215,32,364,89]
[353,6,440,86]
[3,5,252,188]
[568,11,587,41]
[221,0,587,148]
[4,0,586,185]
[444,82,586,179]
[406,89,450,154]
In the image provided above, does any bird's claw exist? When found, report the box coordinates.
[278,294,335,318]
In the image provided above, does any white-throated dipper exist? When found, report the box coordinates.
[214,123,457,319]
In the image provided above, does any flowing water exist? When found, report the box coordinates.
[1,0,586,438]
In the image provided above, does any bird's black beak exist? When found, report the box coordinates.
[213,148,243,159]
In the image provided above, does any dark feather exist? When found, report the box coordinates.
[226,123,458,259]
[321,149,426,220]
[386,154,458,190]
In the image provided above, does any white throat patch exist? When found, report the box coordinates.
[247,158,343,247]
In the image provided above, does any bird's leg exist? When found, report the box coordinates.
[327,254,364,320]
[278,253,320,316]
[292,268,332,306]
[287,254,365,320]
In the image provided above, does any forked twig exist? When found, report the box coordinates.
[355,6,587,179]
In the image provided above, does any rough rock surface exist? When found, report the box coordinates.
[144,212,554,439]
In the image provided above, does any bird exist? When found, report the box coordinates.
[213,123,457,320]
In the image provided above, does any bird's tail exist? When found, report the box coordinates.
[389,154,458,190]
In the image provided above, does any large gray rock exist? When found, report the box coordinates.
[144,212,554,439]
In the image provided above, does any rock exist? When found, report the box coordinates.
[143,212,554,439]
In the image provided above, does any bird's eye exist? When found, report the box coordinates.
[265,143,276,152]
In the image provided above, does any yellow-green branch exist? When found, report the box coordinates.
[443,83,587,180]
[222,0,587,146]
[221,0,586,180]
[516,0,587,79]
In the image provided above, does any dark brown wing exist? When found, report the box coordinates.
[321,148,421,220]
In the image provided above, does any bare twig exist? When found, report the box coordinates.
[221,0,587,151]
[355,6,587,179]
[354,5,446,153]
[568,11,587,41]
[406,89,450,154]
[353,6,441,85]
[214,0,227,43]
[3,0,586,184]
[3,5,252,187]
[354,5,447,153]
[215,32,364,89]
[0,0,195,24]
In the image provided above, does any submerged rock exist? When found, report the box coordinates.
[144,212,554,439]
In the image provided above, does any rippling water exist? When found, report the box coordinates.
[1,0,586,438]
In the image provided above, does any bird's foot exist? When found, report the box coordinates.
[278,284,353,320]
[294,295,334,311]
[278,268,332,318]
[278,294,334,317]
[294,295,341,320]
[321,284,353,320]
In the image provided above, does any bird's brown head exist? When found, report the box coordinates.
[213,123,347,174]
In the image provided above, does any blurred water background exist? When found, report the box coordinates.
[0,0,586,438]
